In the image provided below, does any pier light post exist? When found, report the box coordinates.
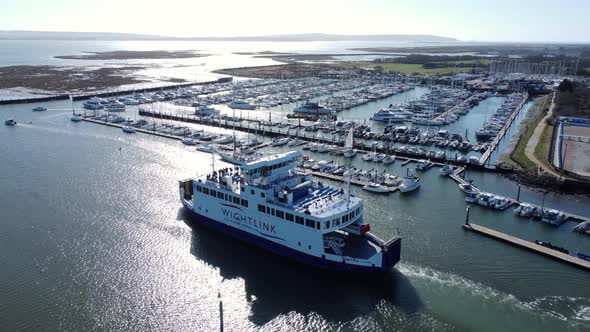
[516,184,521,202]
[465,206,470,225]
[218,291,224,332]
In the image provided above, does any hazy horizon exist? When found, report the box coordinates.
[2,0,590,43]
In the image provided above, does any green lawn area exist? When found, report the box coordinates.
[534,124,554,169]
[363,63,477,75]
[441,59,494,65]
[509,96,550,169]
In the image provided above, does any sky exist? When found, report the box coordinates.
[1,0,589,43]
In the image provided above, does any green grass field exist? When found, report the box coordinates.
[441,59,494,65]
[363,63,477,75]
[534,124,554,168]
[509,96,550,169]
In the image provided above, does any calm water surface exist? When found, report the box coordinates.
[1,95,589,331]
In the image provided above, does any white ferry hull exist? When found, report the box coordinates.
[180,192,400,272]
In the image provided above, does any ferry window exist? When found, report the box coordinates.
[276,210,284,219]
[241,199,248,207]
[258,204,265,212]
[217,192,223,199]
[233,196,240,204]
[286,213,294,222]
[196,186,202,192]
[271,208,275,216]
[343,215,348,222]
[250,189,255,195]
[356,207,361,215]
[316,222,320,230]
[331,219,337,227]
[225,193,229,201]
[261,192,265,198]
[203,188,209,195]
[324,221,330,229]
[295,216,304,224]
[210,189,217,197]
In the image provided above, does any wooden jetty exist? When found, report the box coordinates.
[137,109,512,172]
[305,171,399,193]
[462,223,590,271]
[447,168,588,224]
[479,93,529,165]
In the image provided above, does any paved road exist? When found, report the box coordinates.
[524,92,561,178]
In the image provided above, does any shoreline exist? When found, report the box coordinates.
[54,50,210,60]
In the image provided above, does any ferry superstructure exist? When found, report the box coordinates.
[179,151,401,272]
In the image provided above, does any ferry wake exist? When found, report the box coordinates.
[179,151,401,272]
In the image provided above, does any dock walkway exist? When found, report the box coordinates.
[447,167,588,224]
[463,223,590,271]
[479,94,529,165]
[137,109,510,172]
[305,171,399,193]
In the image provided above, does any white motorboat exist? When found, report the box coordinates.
[465,192,477,203]
[459,182,478,194]
[83,97,104,110]
[491,196,510,210]
[32,106,47,112]
[288,138,306,146]
[373,154,386,163]
[70,115,82,122]
[440,164,453,176]
[213,136,234,144]
[475,193,494,207]
[122,126,136,133]
[415,160,433,171]
[272,137,290,147]
[293,101,334,115]
[399,169,420,193]
[362,183,390,193]
[4,119,17,126]
[382,155,395,165]
[370,109,406,122]
[104,101,126,112]
[182,138,197,146]
[228,100,256,110]
[343,149,357,158]
[195,105,219,117]
[541,209,566,226]
[514,203,535,217]
[317,144,331,153]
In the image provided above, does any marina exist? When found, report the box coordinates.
[77,113,590,230]
[3,81,589,332]
[2,29,590,332]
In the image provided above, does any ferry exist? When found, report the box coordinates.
[179,151,401,272]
